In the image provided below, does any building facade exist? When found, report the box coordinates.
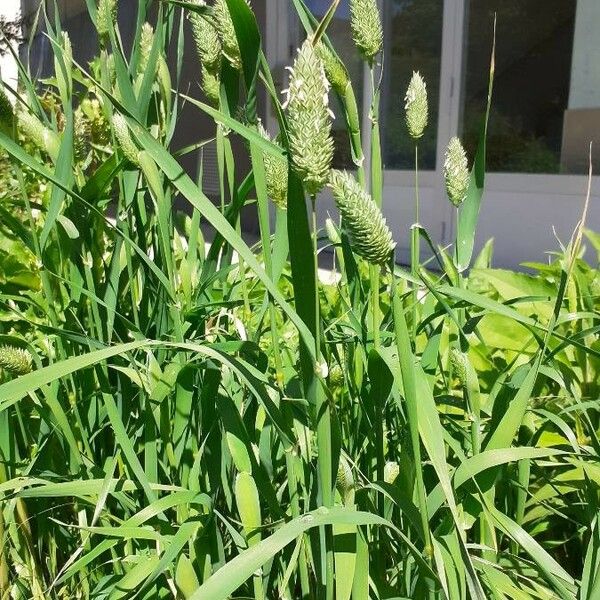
[2,0,599,268]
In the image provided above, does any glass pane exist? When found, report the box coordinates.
[460,0,600,175]
[381,0,444,171]
[304,0,364,170]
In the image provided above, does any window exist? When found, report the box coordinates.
[305,0,364,170]
[461,0,600,175]
[381,0,444,171]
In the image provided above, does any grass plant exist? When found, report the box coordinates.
[0,1,598,598]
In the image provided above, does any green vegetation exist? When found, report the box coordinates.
[0,1,598,598]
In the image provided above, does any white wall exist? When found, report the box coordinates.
[569,0,600,110]
[0,0,21,89]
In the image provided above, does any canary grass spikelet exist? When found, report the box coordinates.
[405,71,428,140]
[0,346,33,375]
[350,0,383,63]
[213,0,246,70]
[201,65,221,105]
[97,0,117,40]
[449,348,468,388]
[138,23,155,75]
[329,170,395,265]
[18,110,60,158]
[284,40,334,196]
[384,461,400,484]
[444,137,470,207]
[190,5,222,103]
[317,43,349,95]
[190,9,221,71]
[336,454,354,498]
[0,87,14,136]
[60,31,72,66]
[112,114,140,165]
[74,108,91,161]
[258,122,288,209]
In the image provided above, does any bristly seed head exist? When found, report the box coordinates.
[284,40,334,197]
[316,43,349,96]
[0,87,14,136]
[449,348,468,388]
[444,137,470,207]
[190,2,222,103]
[384,461,400,484]
[258,121,288,210]
[17,109,60,159]
[336,454,354,498]
[97,0,117,40]
[138,23,155,75]
[60,31,72,65]
[112,114,140,165]
[405,71,428,140]
[350,0,383,63]
[190,6,222,71]
[0,345,33,375]
[328,170,396,265]
[213,0,248,70]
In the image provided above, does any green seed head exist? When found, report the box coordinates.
[97,0,117,40]
[404,71,428,140]
[213,0,246,70]
[317,43,349,95]
[60,31,72,66]
[328,170,396,265]
[284,40,334,196]
[384,461,399,484]
[0,87,14,136]
[258,121,288,210]
[449,348,468,388]
[18,110,60,158]
[444,137,470,207]
[201,64,221,105]
[350,0,383,63]
[0,346,33,375]
[138,22,154,75]
[336,454,354,497]
[190,8,222,71]
[74,108,92,161]
[112,114,140,165]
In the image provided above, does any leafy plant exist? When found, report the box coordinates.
[0,1,598,599]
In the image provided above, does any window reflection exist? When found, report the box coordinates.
[381,0,444,171]
[460,0,600,175]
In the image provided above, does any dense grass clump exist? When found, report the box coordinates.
[0,2,598,599]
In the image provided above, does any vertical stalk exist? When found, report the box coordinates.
[311,196,333,600]
[411,144,420,337]
[368,67,386,553]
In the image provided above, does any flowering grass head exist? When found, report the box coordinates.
[284,39,334,196]
[329,169,395,265]
[405,71,428,140]
[444,137,470,207]
[350,0,383,63]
